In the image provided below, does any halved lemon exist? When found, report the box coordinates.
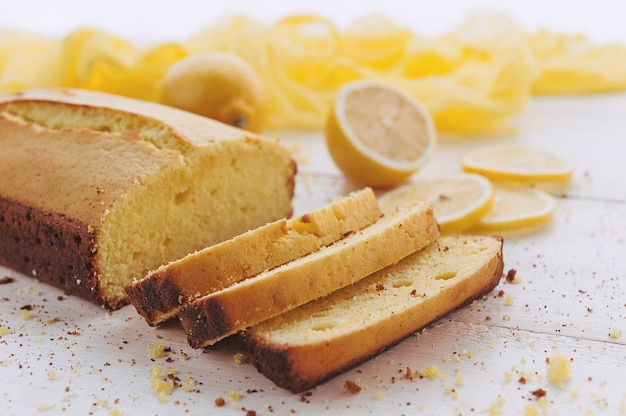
[379,173,493,234]
[325,80,436,188]
[461,144,574,182]
[471,182,556,232]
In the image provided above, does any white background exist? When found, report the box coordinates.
[3,0,626,44]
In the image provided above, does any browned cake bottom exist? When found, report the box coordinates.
[0,196,102,305]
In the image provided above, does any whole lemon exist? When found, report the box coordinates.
[160,51,266,132]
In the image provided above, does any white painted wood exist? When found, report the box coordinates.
[1,94,626,415]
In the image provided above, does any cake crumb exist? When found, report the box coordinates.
[405,366,421,380]
[546,354,572,387]
[148,343,168,359]
[233,352,247,364]
[531,388,546,398]
[181,377,196,393]
[523,404,538,416]
[505,269,517,282]
[504,294,514,305]
[343,380,362,394]
[226,390,241,401]
[488,401,503,415]
[0,275,14,284]
[487,395,506,415]
[149,365,175,401]
[22,309,32,320]
[513,331,528,340]
[518,370,534,383]
[609,329,622,339]
[0,326,9,336]
[38,404,56,412]
[421,365,440,379]
[443,386,458,399]
[45,317,62,325]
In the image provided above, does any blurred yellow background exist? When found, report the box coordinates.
[2,1,626,134]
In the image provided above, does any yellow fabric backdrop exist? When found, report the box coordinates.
[2,12,625,134]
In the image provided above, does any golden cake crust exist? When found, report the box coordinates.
[0,88,265,150]
[0,114,178,224]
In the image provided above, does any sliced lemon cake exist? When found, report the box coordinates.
[126,188,383,326]
[180,201,440,348]
[243,235,503,392]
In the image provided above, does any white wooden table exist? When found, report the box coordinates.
[1,93,625,415]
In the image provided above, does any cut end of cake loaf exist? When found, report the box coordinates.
[125,187,383,326]
[242,235,504,393]
[124,219,291,325]
[179,201,440,348]
[0,88,296,309]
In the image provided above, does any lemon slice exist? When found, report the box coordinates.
[472,182,556,232]
[461,144,574,182]
[379,173,493,234]
[325,80,436,188]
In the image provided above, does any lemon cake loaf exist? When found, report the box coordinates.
[242,235,503,392]
[126,188,383,326]
[180,201,440,348]
[0,88,296,309]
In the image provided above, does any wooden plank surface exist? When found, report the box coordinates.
[1,93,625,415]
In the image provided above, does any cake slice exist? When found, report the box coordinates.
[241,235,503,393]
[0,88,295,309]
[179,201,440,348]
[125,188,383,326]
